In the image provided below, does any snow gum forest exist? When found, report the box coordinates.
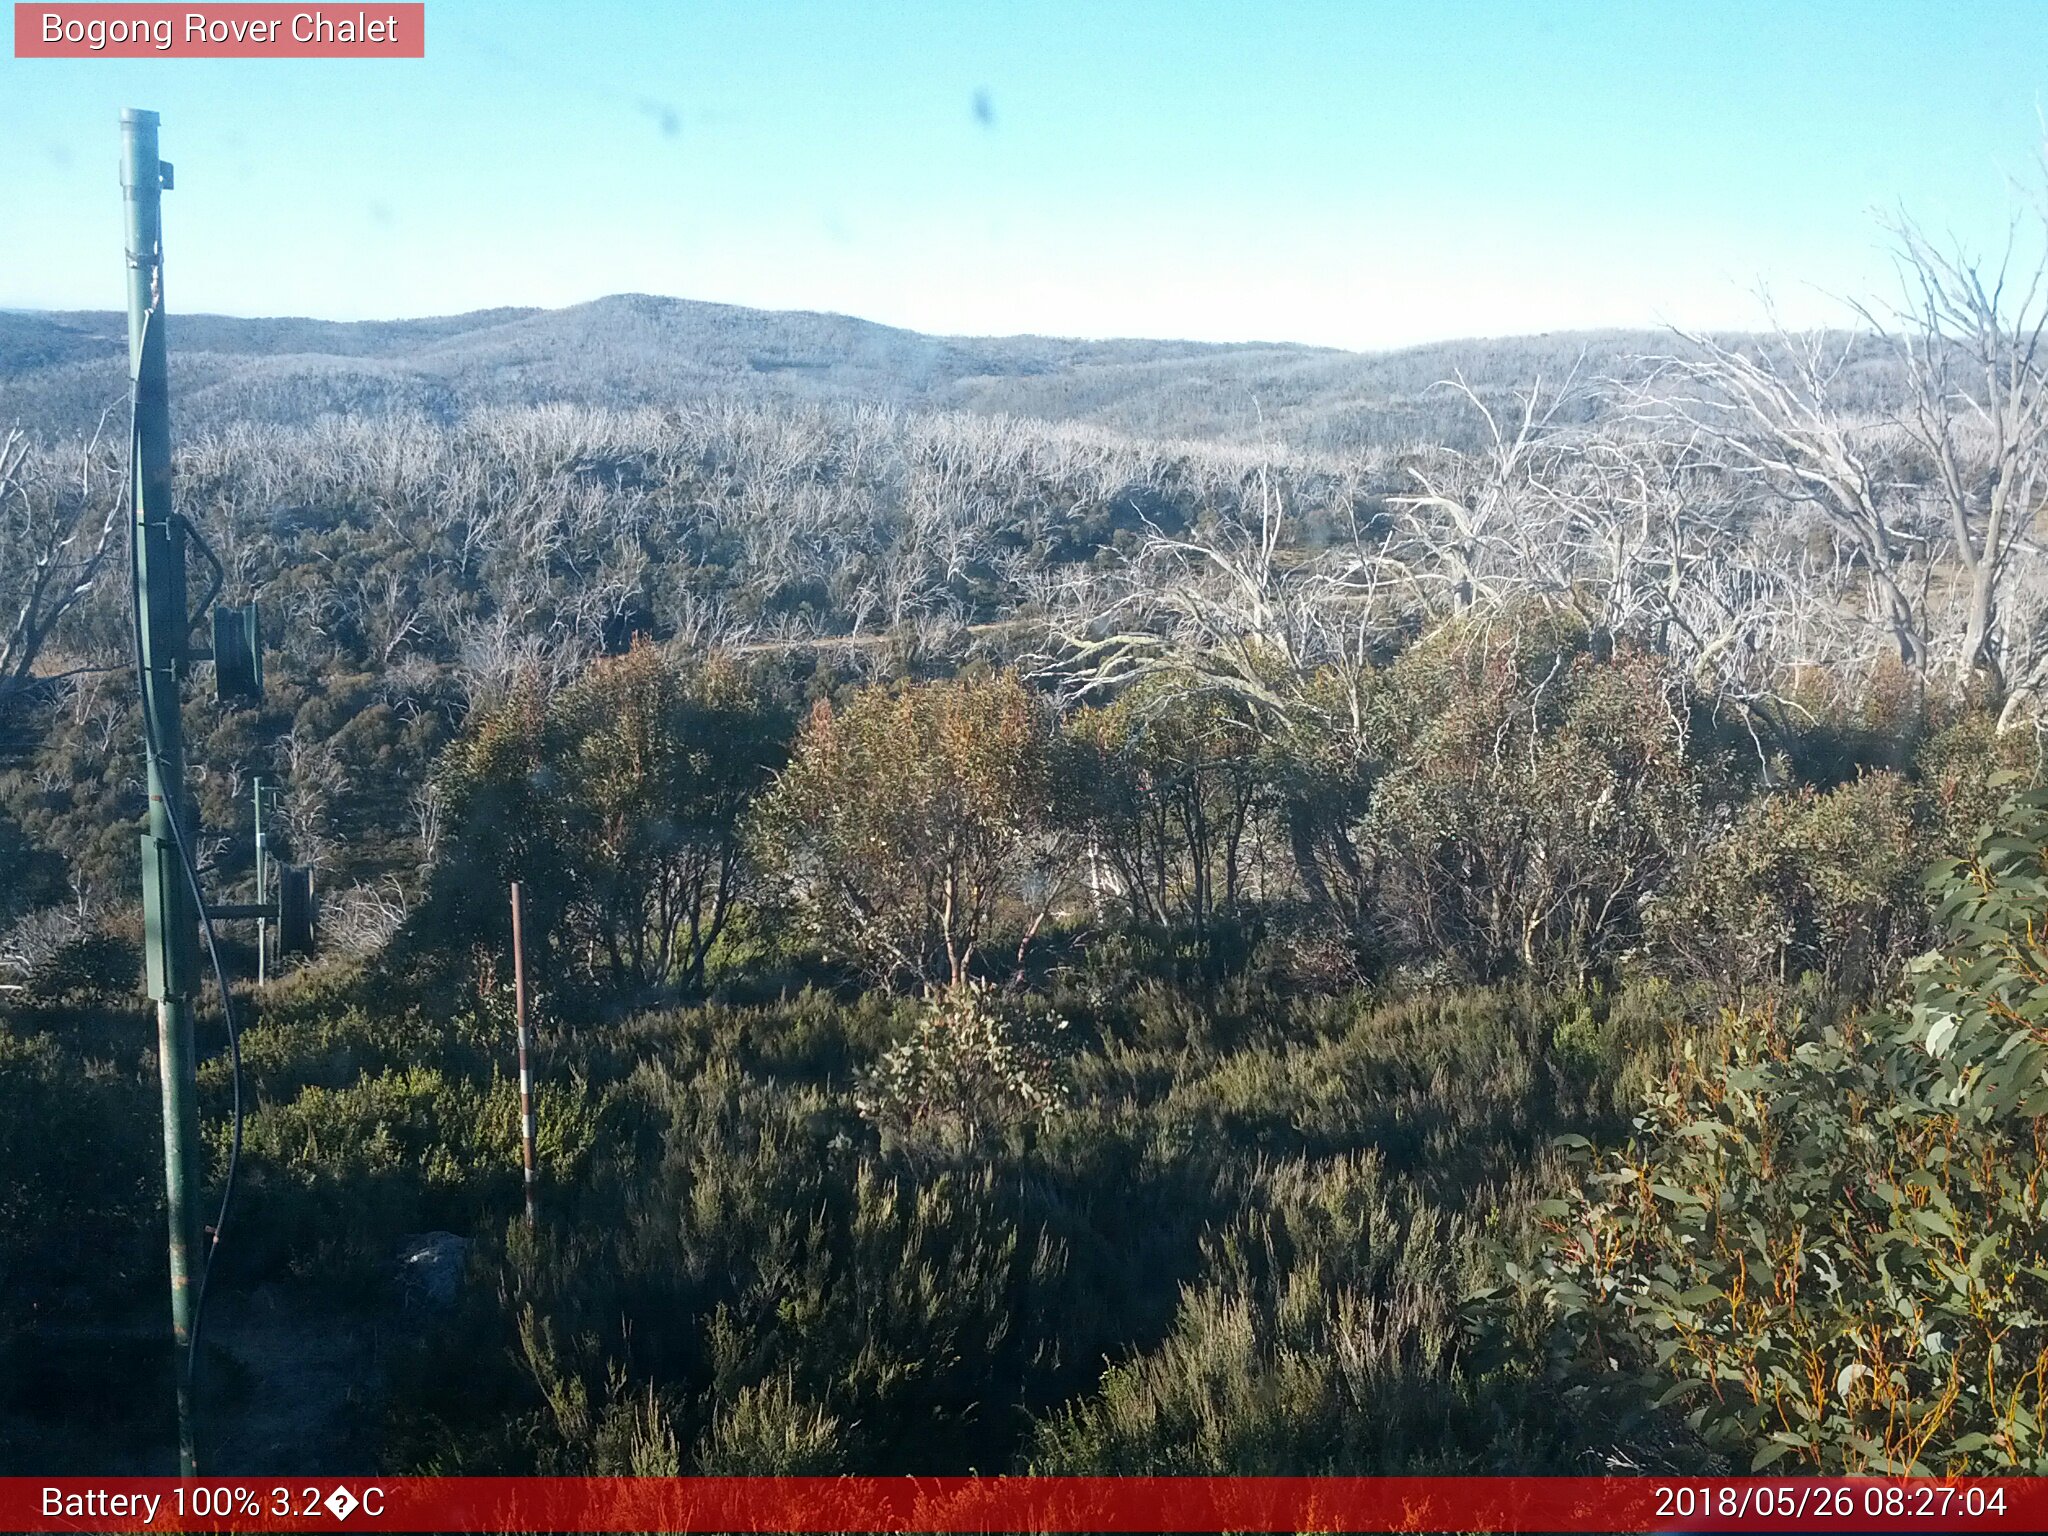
[8,209,2048,1477]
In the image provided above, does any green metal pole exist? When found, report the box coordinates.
[122,106,205,1478]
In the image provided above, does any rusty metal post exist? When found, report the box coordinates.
[510,882,538,1226]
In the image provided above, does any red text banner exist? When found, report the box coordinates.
[14,4,424,57]
[2,1476,2046,1532]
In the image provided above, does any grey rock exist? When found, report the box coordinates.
[394,1231,469,1309]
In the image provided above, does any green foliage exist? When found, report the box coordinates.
[1915,715,2046,870]
[423,672,575,955]
[554,642,790,992]
[1527,788,2048,1473]
[1367,624,1710,982]
[1910,785,2048,1123]
[427,643,788,995]
[854,981,1072,1160]
[1654,770,1929,996]
[753,672,1076,987]
[1029,1150,1576,1474]
[226,1058,608,1283]
[486,1054,1073,1471]
[692,1371,846,1474]
[358,951,1669,1478]
[1065,683,1271,951]
[0,1019,158,1306]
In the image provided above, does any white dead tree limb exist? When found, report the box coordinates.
[0,419,124,717]
[1519,431,1704,647]
[1635,319,1935,678]
[324,876,411,957]
[1383,368,1584,620]
[0,888,108,993]
[1861,217,2048,720]
[1535,431,1831,702]
[1034,462,1391,932]
[1041,465,1329,730]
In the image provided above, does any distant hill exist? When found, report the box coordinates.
[0,294,1709,450]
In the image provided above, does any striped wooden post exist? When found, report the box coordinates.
[510,882,538,1227]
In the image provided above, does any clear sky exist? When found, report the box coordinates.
[4,1,2047,348]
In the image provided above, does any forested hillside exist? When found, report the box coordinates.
[0,297,1784,451]
[5,222,2048,1478]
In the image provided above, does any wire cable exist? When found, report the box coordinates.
[127,303,245,1391]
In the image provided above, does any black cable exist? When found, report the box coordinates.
[127,304,244,1391]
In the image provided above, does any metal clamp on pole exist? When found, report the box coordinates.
[202,877,314,954]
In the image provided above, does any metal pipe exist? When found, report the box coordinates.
[510,882,538,1227]
[123,105,204,1477]
[205,903,275,922]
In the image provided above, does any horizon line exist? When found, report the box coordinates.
[0,290,1840,360]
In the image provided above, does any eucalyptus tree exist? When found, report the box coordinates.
[752,672,1077,989]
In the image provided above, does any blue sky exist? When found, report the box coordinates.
[4,1,2047,347]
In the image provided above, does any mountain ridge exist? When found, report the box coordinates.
[0,292,1690,449]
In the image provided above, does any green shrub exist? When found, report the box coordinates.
[1653,770,1928,997]
[692,1370,847,1473]
[1064,682,1271,952]
[751,672,1077,987]
[854,981,1072,1160]
[0,1022,158,1305]
[423,646,788,997]
[1915,714,2043,853]
[1030,1150,1577,1473]
[1526,788,2048,1472]
[227,1063,607,1282]
[1366,626,1709,982]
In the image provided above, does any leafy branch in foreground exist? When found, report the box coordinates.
[1524,785,2048,1473]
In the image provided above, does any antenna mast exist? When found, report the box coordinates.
[121,105,205,1477]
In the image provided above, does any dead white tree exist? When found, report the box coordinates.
[1637,321,1935,678]
[0,421,123,717]
[1048,465,1322,725]
[1863,218,2048,721]
[1384,369,1583,620]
